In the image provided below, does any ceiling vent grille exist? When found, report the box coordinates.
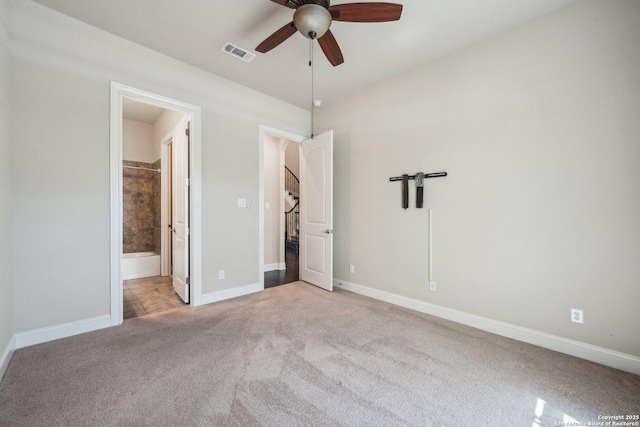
[221,42,256,63]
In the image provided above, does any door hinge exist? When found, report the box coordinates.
[186,178,190,186]
[186,228,190,236]
[186,277,190,285]
[185,128,190,137]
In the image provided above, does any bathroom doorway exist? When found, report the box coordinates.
[110,82,202,326]
[121,98,189,319]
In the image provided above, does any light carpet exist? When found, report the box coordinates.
[1,281,638,426]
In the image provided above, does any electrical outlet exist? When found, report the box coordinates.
[571,308,584,324]
[429,281,437,291]
[349,264,355,274]
[218,270,225,280]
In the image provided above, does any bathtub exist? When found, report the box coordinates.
[122,252,160,280]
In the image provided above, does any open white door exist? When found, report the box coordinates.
[299,131,333,291]
[172,116,190,303]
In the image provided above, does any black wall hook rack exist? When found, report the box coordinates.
[390,172,448,209]
[389,172,447,182]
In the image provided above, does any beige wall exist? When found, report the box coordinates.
[263,135,282,267]
[152,109,185,161]
[10,0,308,332]
[0,0,14,362]
[122,118,154,163]
[317,0,640,357]
[285,141,300,179]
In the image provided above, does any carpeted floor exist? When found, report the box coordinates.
[1,281,638,426]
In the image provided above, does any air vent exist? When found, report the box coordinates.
[221,42,256,63]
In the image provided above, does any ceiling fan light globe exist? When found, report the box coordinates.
[293,4,332,40]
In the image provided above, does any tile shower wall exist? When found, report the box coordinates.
[123,160,161,254]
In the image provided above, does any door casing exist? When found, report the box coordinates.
[258,125,306,289]
[110,82,202,325]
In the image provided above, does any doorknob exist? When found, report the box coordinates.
[323,229,333,234]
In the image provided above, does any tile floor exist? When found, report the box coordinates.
[123,275,186,319]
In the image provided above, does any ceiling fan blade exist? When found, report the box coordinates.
[269,0,299,9]
[329,3,403,22]
[256,22,297,53]
[318,30,344,66]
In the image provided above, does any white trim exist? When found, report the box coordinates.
[258,126,306,291]
[334,279,640,376]
[15,315,111,349]
[160,134,172,277]
[188,107,203,308]
[278,140,289,269]
[0,335,16,381]
[264,263,286,272]
[110,82,203,322]
[199,283,262,306]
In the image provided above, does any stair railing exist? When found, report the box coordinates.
[285,166,299,199]
[285,166,300,250]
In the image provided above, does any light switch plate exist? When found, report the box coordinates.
[237,198,247,208]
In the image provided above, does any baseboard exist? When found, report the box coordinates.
[0,335,16,381]
[122,271,160,281]
[199,282,262,306]
[264,263,287,272]
[15,315,111,349]
[334,279,640,376]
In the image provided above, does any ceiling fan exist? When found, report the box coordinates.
[256,0,403,66]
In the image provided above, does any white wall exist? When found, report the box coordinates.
[317,0,640,358]
[0,0,15,371]
[263,135,282,268]
[10,0,308,333]
[122,118,154,163]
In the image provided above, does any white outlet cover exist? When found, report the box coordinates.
[349,265,355,274]
[571,308,584,324]
[219,270,225,280]
[429,281,437,291]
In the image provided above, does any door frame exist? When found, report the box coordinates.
[258,125,306,289]
[160,134,172,277]
[110,82,202,325]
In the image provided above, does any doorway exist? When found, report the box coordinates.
[259,126,334,292]
[263,136,300,288]
[110,82,202,326]
[120,99,190,318]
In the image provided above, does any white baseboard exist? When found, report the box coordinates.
[15,315,111,349]
[12,282,263,350]
[334,279,640,376]
[0,335,16,381]
[199,282,262,306]
[264,263,287,272]
[122,271,159,280]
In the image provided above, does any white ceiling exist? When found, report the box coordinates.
[32,0,577,110]
[122,97,166,123]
